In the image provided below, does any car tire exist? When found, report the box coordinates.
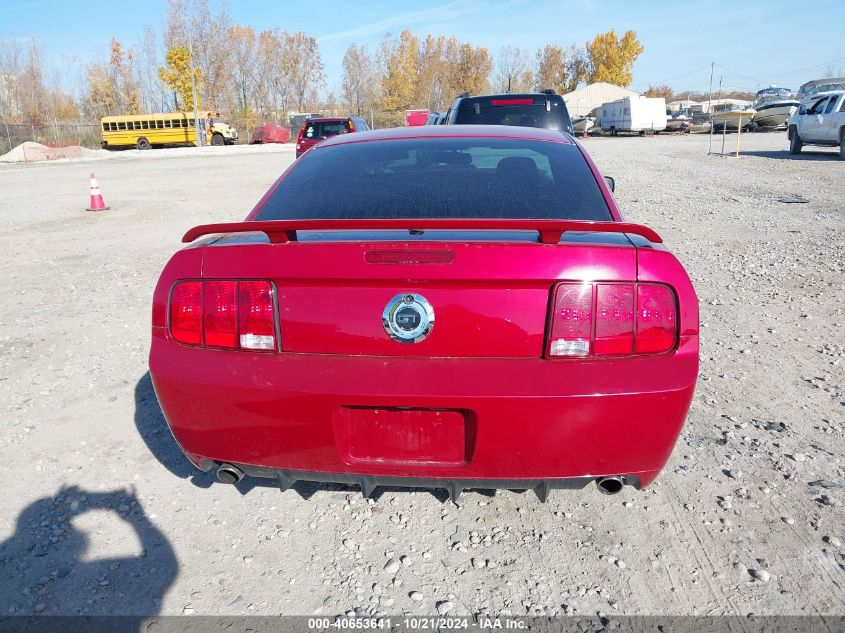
[789,129,802,155]
[840,132,845,160]
[211,133,225,146]
[137,137,151,150]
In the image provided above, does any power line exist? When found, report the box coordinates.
[637,55,845,93]
[632,63,713,89]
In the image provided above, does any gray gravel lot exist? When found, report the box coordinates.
[0,134,843,617]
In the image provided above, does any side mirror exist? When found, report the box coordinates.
[604,176,616,192]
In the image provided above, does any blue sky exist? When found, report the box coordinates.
[3,0,845,96]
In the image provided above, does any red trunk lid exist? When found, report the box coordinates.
[200,236,637,358]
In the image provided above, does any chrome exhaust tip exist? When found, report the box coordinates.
[216,463,245,484]
[596,476,624,495]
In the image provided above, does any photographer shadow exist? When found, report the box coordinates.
[0,486,177,616]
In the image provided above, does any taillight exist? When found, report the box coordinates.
[296,126,305,149]
[347,120,355,133]
[491,98,535,106]
[203,281,237,348]
[547,282,676,358]
[635,284,677,354]
[595,284,634,355]
[169,281,202,345]
[548,283,592,357]
[168,280,277,352]
[238,281,276,350]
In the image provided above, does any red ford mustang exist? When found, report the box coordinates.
[150,125,698,501]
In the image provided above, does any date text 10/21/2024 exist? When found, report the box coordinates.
[307,617,528,630]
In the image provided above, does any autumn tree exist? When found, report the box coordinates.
[82,63,117,119]
[452,42,493,99]
[414,34,447,110]
[11,40,49,125]
[535,45,566,93]
[109,39,141,114]
[165,0,233,111]
[341,43,377,117]
[645,84,674,100]
[228,25,257,110]
[158,45,203,110]
[283,31,325,112]
[378,30,420,120]
[586,30,643,87]
[563,44,589,92]
[494,46,533,93]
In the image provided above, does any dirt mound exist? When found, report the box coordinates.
[0,141,101,163]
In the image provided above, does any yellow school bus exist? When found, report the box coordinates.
[100,112,238,149]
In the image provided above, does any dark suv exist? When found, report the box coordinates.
[443,90,574,134]
[296,116,370,158]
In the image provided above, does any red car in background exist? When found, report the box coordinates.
[150,125,698,502]
[250,123,291,144]
[295,116,370,157]
[405,109,431,126]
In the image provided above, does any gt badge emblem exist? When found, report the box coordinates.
[382,293,435,343]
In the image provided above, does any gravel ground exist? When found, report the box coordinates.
[0,133,842,618]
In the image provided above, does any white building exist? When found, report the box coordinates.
[699,98,753,113]
[563,82,640,118]
[668,99,702,111]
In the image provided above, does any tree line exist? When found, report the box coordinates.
[0,0,648,134]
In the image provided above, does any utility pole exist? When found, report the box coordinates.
[188,31,201,147]
[707,61,715,154]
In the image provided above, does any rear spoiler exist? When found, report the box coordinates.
[182,219,662,245]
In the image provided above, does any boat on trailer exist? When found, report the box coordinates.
[752,86,799,127]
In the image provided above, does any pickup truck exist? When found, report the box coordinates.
[788,90,845,159]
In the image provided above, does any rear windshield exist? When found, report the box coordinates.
[255,138,611,221]
[304,121,349,139]
[454,100,569,131]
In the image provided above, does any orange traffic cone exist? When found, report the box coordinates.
[86,172,109,212]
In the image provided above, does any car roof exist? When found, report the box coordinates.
[800,77,845,88]
[306,117,353,122]
[455,92,561,103]
[317,124,574,149]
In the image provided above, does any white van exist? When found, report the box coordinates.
[601,96,667,135]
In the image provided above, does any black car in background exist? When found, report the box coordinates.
[425,111,446,125]
[443,90,574,134]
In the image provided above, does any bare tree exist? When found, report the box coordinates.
[564,44,589,93]
[134,27,167,112]
[494,46,533,93]
[341,43,377,117]
[255,29,285,118]
[165,0,233,111]
[284,32,324,112]
[228,25,257,111]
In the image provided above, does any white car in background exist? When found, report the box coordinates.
[787,90,845,159]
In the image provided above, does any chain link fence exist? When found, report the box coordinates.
[0,122,102,160]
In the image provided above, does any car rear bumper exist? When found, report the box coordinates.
[149,338,697,490]
[201,464,620,501]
